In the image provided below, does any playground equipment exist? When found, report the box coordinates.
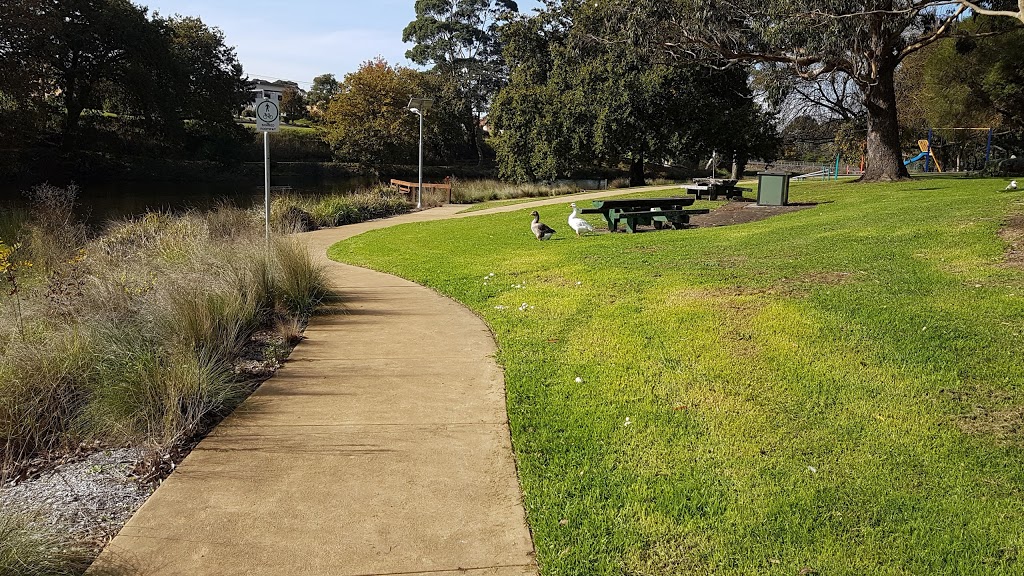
[905,139,943,172]
[906,128,995,173]
[793,153,862,180]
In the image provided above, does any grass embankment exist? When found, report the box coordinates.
[330,178,1024,575]
[451,180,582,208]
[1,185,332,574]
[271,187,411,229]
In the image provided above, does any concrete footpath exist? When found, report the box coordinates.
[91,187,673,575]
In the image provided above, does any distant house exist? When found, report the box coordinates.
[250,78,304,107]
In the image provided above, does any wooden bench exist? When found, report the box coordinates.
[581,197,708,233]
[389,179,453,203]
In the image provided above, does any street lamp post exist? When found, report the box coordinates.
[407,97,434,209]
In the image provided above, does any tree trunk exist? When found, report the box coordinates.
[62,100,85,151]
[629,153,645,187]
[731,151,748,180]
[861,65,909,182]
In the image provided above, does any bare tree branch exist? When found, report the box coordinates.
[958,0,1024,22]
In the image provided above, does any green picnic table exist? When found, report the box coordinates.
[580,197,710,233]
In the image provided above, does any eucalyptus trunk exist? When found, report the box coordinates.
[860,65,910,181]
[629,153,645,187]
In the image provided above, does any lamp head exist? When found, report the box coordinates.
[409,108,420,115]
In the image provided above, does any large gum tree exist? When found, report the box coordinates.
[616,0,1004,181]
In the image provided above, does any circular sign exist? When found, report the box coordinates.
[256,100,280,123]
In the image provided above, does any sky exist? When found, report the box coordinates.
[140,0,542,87]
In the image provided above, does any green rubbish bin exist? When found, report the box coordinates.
[757,172,791,206]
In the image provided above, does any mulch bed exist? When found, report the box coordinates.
[689,199,818,228]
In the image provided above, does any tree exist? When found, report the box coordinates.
[0,0,157,147]
[491,1,778,184]
[280,87,308,122]
[159,15,249,123]
[895,15,1024,164]
[307,74,341,118]
[612,0,1005,181]
[403,0,520,164]
[958,0,1024,23]
[0,2,248,154]
[321,58,467,166]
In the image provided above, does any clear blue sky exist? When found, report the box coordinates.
[140,0,542,87]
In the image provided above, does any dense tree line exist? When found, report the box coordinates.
[490,0,777,184]
[0,0,250,162]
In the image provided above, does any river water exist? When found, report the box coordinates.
[0,176,378,226]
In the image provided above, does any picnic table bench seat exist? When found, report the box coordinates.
[581,197,708,232]
[687,179,752,201]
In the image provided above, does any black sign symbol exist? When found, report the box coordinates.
[257,100,279,123]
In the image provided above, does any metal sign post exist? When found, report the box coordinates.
[255,92,281,243]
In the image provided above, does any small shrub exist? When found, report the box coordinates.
[161,287,261,363]
[23,183,87,274]
[450,179,580,204]
[0,330,94,463]
[273,239,330,316]
[205,201,259,239]
[0,513,92,576]
[275,188,411,229]
[85,331,241,448]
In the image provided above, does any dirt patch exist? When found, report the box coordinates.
[690,200,817,228]
[798,270,856,286]
[958,405,1024,444]
[999,211,1024,268]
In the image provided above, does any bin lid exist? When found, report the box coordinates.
[757,171,792,176]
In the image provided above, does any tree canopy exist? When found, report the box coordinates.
[491,0,778,184]
[608,0,1013,181]
[320,58,468,166]
[403,0,520,163]
[0,0,248,158]
[307,74,342,117]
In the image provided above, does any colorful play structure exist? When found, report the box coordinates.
[905,127,995,173]
[905,139,943,172]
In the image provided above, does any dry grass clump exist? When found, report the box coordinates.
[273,186,411,230]
[0,186,333,469]
[0,513,93,576]
[450,179,580,204]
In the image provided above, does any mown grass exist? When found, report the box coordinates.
[329,177,1024,575]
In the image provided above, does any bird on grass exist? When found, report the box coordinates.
[1007,180,1018,191]
[530,211,556,240]
[568,203,595,236]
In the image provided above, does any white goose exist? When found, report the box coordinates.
[568,203,595,236]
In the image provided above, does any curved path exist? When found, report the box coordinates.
[91,186,677,575]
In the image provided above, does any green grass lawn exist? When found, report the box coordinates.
[329,178,1024,575]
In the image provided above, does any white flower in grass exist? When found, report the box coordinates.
[494,305,506,310]
[575,281,582,286]
[807,465,817,474]
[623,417,632,427]
[518,302,529,311]
[574,377,583,384]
